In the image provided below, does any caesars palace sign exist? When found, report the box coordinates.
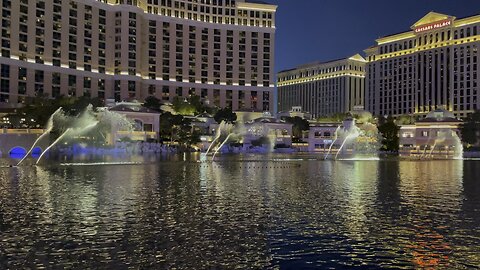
[414,19,452,33]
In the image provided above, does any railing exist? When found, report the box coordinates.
[312,136,335,139]
[116,131,158,139]
[1,129,45,134]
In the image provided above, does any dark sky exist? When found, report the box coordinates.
[268,0,480,72]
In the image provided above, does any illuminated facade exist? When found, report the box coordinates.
[0,0,276,112]
[365,12,480,118]
[277,54,366,118]
[399,109,462,159]
[108,101,161,142]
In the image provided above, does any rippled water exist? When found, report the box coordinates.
[0,154,479,269]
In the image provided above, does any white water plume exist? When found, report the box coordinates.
[17,107,64,166]
[325,126,341,160]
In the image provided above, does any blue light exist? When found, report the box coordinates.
[32,147,42,158]
[9,147,27,159]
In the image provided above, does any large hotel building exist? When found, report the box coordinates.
[365,12,480,118]
[277,54,366,118]
[278,12,480,119]
[0,0,276,112]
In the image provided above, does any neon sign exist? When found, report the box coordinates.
[414,19,452,33]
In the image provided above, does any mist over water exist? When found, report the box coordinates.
[0,154,479,268]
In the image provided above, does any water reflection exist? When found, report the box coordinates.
[0,156,479,268]
[459,161,480,267]
[396,161,464,268]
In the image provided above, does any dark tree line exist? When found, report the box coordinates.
[4,95,104,128]
[461,111,480,147]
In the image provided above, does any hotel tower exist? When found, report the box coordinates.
[277,54,366,118]
[365,12,480,118]
[0,0,277,112]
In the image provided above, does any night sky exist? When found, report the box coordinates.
[269,0,480,73]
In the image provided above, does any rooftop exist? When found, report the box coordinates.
[375,11,480,45]
[109,103,161,114]
[418,108,461,123]
[246,0,271,4]
[248,116,286,124]
[278,54,365,74]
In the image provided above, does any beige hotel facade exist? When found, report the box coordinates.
[277,11,480,119]
[0,0,276,112]
[365,12,480,118]
[277,54,366,118]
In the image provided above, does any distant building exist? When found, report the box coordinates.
[0,128,47,157]
[243,115,293,148]
[399,108,463,159]
[306,123,340,153]
[277,106,312,120]
[0,0,277,113]
[235,110,267,123]
[108,102,160,143]
[277,54,366,118]
[186,112,216,135]
[199,112,293,151]
[365,12,480,118]
[297,118,380,156]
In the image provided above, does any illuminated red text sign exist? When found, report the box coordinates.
[414,20,452,33]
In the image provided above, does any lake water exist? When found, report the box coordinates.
[0,154,479,269]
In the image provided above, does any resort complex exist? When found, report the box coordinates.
[1,9,479,159]
[364,12,480,118]
[278,12,480,119]
[398,108,463,159]
[0,0,277,112]
[1,2,480,269]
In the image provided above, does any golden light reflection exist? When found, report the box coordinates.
[337,161,379,241]
[398,160,463,268]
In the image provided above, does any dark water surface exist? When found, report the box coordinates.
[0,154,479,269]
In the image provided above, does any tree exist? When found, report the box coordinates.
[188,95,204,113]
[170,95,214,116]
[377,116,400,152]
[159,112,184,139]
[172,96,197,115]
[317,113,349,123]
[396,114,416,125]
[461,111,480,146]
[11,95,104,129]
[159,112,200,147]
[214,107,237,124]
[143,96,162,111]
[284,116,310,140]
[184,130,202,147]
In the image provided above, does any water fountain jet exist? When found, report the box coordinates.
[335,133,357,160]
[17,107,64,166]
[36,128,73,165]
[325,126,341,160]
[212,133,234,160]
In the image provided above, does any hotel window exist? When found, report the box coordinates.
[162,86,170,100]
[18,68,26,81]
[98,80,105,99]
[18,82,27,95]
[35,70,44,83]
[68,75,76,86]
[34,83,43,95]
[84,77,91,89]
[0,79,9,94]
[0,64,9,78]
[148,85,156,95]
[114,80,121,101]
[128,81,136,91]
[52,73,61,85]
